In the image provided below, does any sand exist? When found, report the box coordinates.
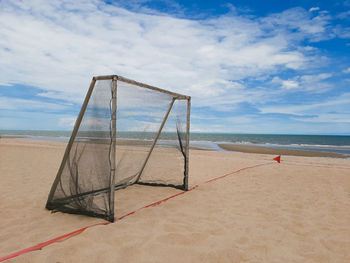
[0,138,350,262]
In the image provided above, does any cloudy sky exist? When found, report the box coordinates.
[0,0,349,134]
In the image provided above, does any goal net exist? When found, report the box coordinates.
[46,75,191,222]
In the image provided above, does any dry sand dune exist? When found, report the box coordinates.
[0,138,350,262]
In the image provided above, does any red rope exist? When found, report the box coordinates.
[0,222,109,262]
[205,163,273,183]
[0,161,274,262]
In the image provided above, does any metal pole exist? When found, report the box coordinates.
[117,75,189,100]
[135,98,176,183]
[94,75,190,100]
[184,97,191,190]
[109,76,117,221]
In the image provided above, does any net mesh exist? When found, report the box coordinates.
[114,80,174,187]
[138,99,188,188]
[46,76,189,222]
[46,79,115,221]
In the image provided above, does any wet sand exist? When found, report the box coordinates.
[218,143,348,158]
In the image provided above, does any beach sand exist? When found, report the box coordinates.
[0,138,350,262]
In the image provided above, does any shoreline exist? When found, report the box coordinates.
[218,143,349,158]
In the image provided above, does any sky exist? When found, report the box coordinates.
[0,0,349,134]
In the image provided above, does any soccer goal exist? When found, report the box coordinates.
[46,75,191,222]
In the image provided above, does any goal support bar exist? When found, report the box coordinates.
[94,75,190,100]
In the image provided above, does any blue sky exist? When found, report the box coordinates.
[0,0,349,134]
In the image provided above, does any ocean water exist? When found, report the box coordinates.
[1,130,350,156]
[187,133,350,156]
[0,130,71,142]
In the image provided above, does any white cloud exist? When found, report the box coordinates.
[343,67,350,73]
[58,117,76,128]
[300,73,332,82]
[271,73,332,93]
[0,82,12,86]
[309,7,320,12]
[0,111,76,130]
[37,91,84,103]
[337,10,350,19]
[261,7,331,40]
[0,96,69,111]
[0,0,332,111]
[260,93,350,116]
[333,25,350,39]
[292,114,350,123]
[282,80,299,89]
[302,46,317,51]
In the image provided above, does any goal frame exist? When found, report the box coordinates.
[46,75,191,222]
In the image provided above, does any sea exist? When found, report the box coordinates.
[1,130,350,157]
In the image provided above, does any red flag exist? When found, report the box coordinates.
[273,155,281,163]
